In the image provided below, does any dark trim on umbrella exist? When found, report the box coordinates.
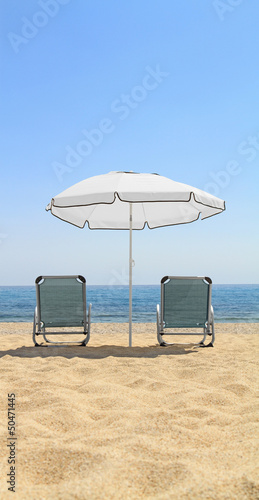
[47,190,225,230]
[49,191,226,212]
[47,207,227,231]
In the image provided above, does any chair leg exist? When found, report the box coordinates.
[156,304,165,345]
[198,329,208,346]
[32,307,40,346]
[210,306,215,346]
[199,308,215,347]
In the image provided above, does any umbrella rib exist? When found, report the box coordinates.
[83,204,99,227]
[141,203,148,227]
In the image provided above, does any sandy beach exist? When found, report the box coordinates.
[0,322,258,499]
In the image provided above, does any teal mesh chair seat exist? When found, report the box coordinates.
[163,278,209,328]
[157,276,215,347]
[33,275,91,346]
[39,277,85,327]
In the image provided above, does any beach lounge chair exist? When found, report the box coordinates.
[156,276,215,347]
[33,275,91,346]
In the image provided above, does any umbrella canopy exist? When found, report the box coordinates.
[46,171,226,345]
[47,171,225,229]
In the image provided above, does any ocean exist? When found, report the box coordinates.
[0,284,258,323]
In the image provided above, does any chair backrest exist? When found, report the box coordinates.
[161,276,212,328]
[35,275,87,328]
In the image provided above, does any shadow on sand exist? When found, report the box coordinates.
[0,342,202,360]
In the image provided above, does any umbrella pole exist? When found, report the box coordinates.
[129,203,133,347]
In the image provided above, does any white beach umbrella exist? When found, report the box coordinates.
[46,171,226,346]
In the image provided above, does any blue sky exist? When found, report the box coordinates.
[0,0,258,285]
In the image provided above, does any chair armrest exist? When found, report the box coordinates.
[157,304,164,345]
[88,303,92,331]
[33,307,37,333]
[156,304,160,328]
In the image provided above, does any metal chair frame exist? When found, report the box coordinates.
[157,276,215,347]
[33,275,91,346]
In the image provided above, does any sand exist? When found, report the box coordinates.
[0,322,258,499]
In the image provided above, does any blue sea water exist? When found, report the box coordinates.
[0,284,258,323]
